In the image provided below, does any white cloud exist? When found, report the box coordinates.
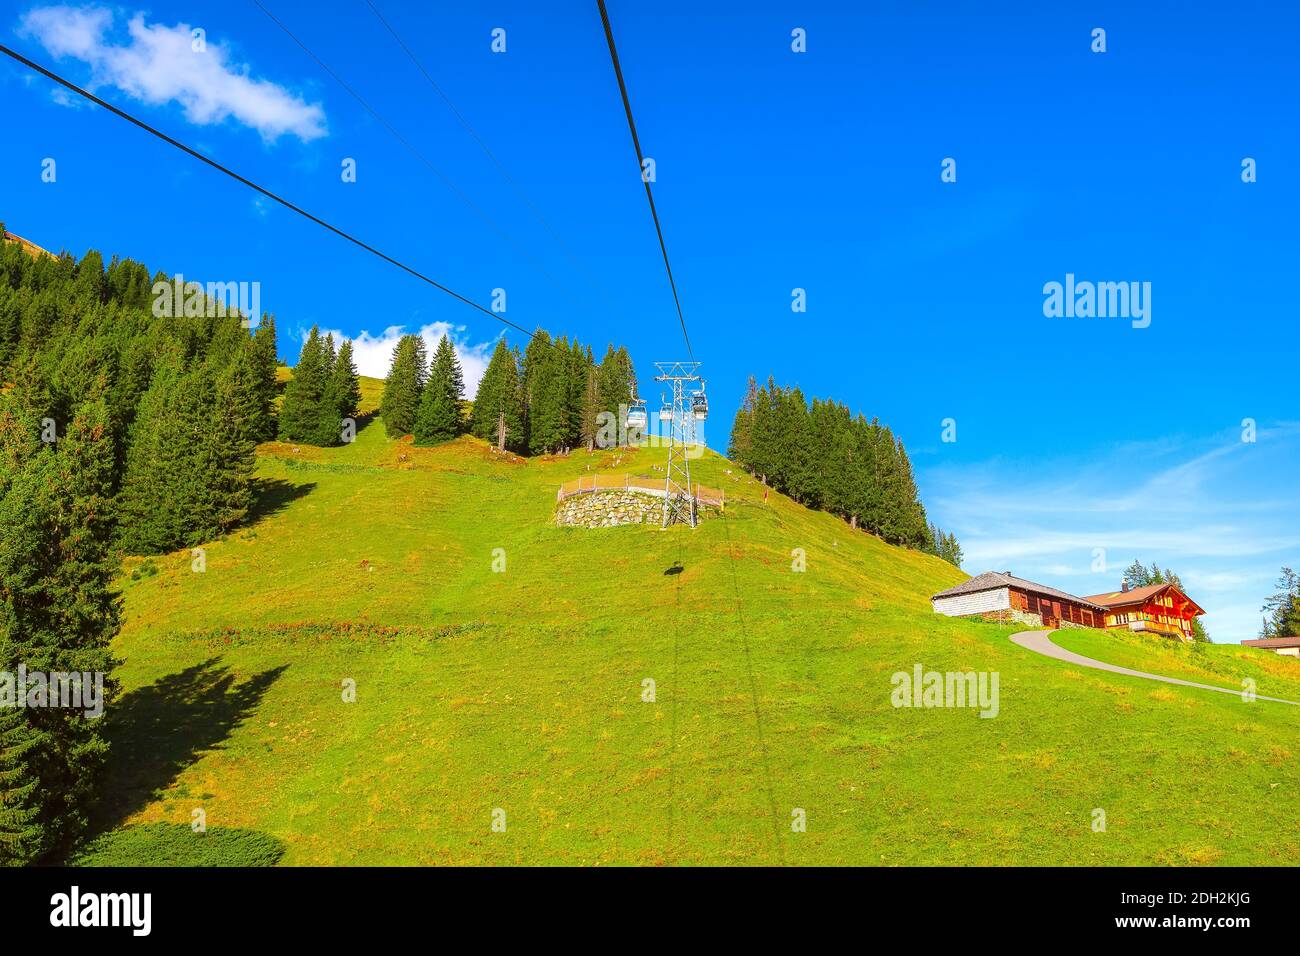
[20,5,327,142]
[23,4,109,58]
[307,323,498,399]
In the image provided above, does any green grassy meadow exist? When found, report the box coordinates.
[80,376,1300,866]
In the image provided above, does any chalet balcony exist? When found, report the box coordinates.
[1128,619,1191,640]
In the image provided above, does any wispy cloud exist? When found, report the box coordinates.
[921,424,1300,643]
[19,5,326,142]
[306,322,497,399]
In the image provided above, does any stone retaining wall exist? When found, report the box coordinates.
[970,608,1093,629]
[555,490,715,527]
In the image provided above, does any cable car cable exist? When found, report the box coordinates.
[596,0,694,361]
[0,43,550,345]
[251,0,587,315]
[362,0,622,315]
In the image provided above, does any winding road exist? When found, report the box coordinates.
[1010,629,1300,706]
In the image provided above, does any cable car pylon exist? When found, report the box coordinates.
[653,361,704,528]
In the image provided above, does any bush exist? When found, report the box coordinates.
[68,824,285,867]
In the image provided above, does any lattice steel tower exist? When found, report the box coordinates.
[653,361,703,528]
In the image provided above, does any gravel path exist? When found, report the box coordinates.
[1009,629,1300,706]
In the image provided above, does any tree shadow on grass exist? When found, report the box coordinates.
[352,410,379,435]
[93,658,286,831]
[246,478,314,529]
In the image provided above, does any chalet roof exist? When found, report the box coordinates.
[1083,582,1205,616]
[932,571,1104,610]
[1241,637,1300,649]
[2,230,54,260]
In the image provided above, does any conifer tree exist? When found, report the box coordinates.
[519,330,552,447]
[38,389,119,846]
[414,335,465,445]
[746,381,778,484]
[731,375,950,553]
[0,705,45,866]
[1261,568,1300,637]
[380,334,426,438]
[330,338,361,423]
[580,366,601,451]
[116,358,190,553]
[322,332,337,373]
[728,376,758,464]
[0,384,119,858]
[596,345,632,444]
[72,249,107,306]
[250,313,279,441]
[190,353,258,537]
[279,327,337,446]
[469,339,523,451]
[562,338,587,448]
[527,345,567,455]
[2,232,274,566]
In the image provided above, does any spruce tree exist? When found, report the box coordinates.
[0,385,119,858]
[746,382,778,484]
[527,346,567,455]
[732,374,941,550]
[616,347,637,441]
[0,705,45,866]
[414,335,465,445]
[322,332,337,374]
[580,366,601,451]
[1122,560,1153,589]
[250,312,279,441]
[469,339,522,451]
[189,354,258,538]
[331,339,361,422]
[40,389,119,847]
[279,327,337,446]
[596,345,632,444]
[728,376,758,465]
[380,334,426,438]
[519,330,553,448]
[569,342,592,447]
[116,358,191,553]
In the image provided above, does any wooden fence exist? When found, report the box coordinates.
[556,474,724,509]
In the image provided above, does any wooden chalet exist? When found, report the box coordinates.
[932,571,1106,629]
[1241,636,1300,658]
[1082,581,1205,642]
[934,572,1208,640]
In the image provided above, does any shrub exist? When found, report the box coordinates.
[68,824,285,867]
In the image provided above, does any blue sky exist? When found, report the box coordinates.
[1,1,1297,641]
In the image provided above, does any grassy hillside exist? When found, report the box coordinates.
[80,375,1300,865]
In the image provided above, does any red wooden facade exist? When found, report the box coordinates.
[1009,586,1102,629]
[1082,582,1204,641]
